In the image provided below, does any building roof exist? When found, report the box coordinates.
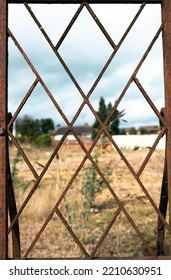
[138,125,159,132]
[50,124,160,137]
[50,125,93,136]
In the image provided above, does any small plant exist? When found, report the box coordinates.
[80,153,108,220]
[11,151,30,192]
[11,151,21,183]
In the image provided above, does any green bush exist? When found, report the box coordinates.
[34,134,52,147]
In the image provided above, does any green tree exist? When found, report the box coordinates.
[16,115,39,141]
[91,97,107,139]
[40,118,54,134]
[129,127,137,135]
[107,102,120,135]
[15,115,54,145]
[91,98,121,139]
[119,128,126,135]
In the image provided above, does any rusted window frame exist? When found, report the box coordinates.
[0,0,171,259]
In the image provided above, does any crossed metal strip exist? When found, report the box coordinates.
[22,166,157,259]
[23,131,169,257]
[21,111,160,258]
[22,2,164,176]
[24,2,146,120]
[134,77,165,126]
[8,77,40,180]
[8,2,146,228]
[9,12,166,258]
[22,151,157,258]
[137,127,166,177]
[7,2,167,258]
[22,105,168,257]
[20,123,158,258]
[7,31,167,260]
[55,2,116,50]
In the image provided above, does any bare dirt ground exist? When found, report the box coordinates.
[8,142,170,259]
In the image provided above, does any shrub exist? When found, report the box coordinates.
[80,153,108,220]
[34,134,52,147]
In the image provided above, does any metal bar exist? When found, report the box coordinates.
[7,78,39,128]
[22,105,156,257]
[104,127,171,234]
[8,29,72,127]
[53,23,170,240]
[8,127,70,233]
[99,25,162,132]
[162,0,171,255]
[56,3,85,50]
[157,146,168,256]
[137,127,166,177]
[25,1,145,130]
[90,207,122,258]
[7,113,21,259]
[55,208,90,258]
[24,4,85,99]
[7,1,162,4]
[68,3,146,125]
[7,131,39,180]
[156,108,168,256]
[22,156,88,258]
[90,25,162,153]
[50,126,157,256]
[0,0,8,260]
[23,147,156,258]
[85,3,116,49]
[134,77,165,127]
[23,207,90,259]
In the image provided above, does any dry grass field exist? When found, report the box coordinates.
[8,141,170,259]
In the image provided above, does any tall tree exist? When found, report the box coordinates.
[91,97,107,139]
[107,102,120,135]
[98,97,107,122]
[40,118,54,134]
[92,98,121,139]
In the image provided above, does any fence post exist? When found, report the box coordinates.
[0,0,8,259]
[162,0,171,255]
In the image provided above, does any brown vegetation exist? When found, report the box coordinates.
[8,143,169,259]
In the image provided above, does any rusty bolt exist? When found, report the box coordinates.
[0,128,5,136]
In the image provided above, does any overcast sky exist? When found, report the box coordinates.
[8,3,164,128]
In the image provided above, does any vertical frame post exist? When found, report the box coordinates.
[162,0,171,255]
[0,0,8,259]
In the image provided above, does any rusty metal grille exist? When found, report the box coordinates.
[0,0,171,259]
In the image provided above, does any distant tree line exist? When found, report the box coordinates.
[119,126,159,135]
[15,115,54,147]
[14,99,158,147]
